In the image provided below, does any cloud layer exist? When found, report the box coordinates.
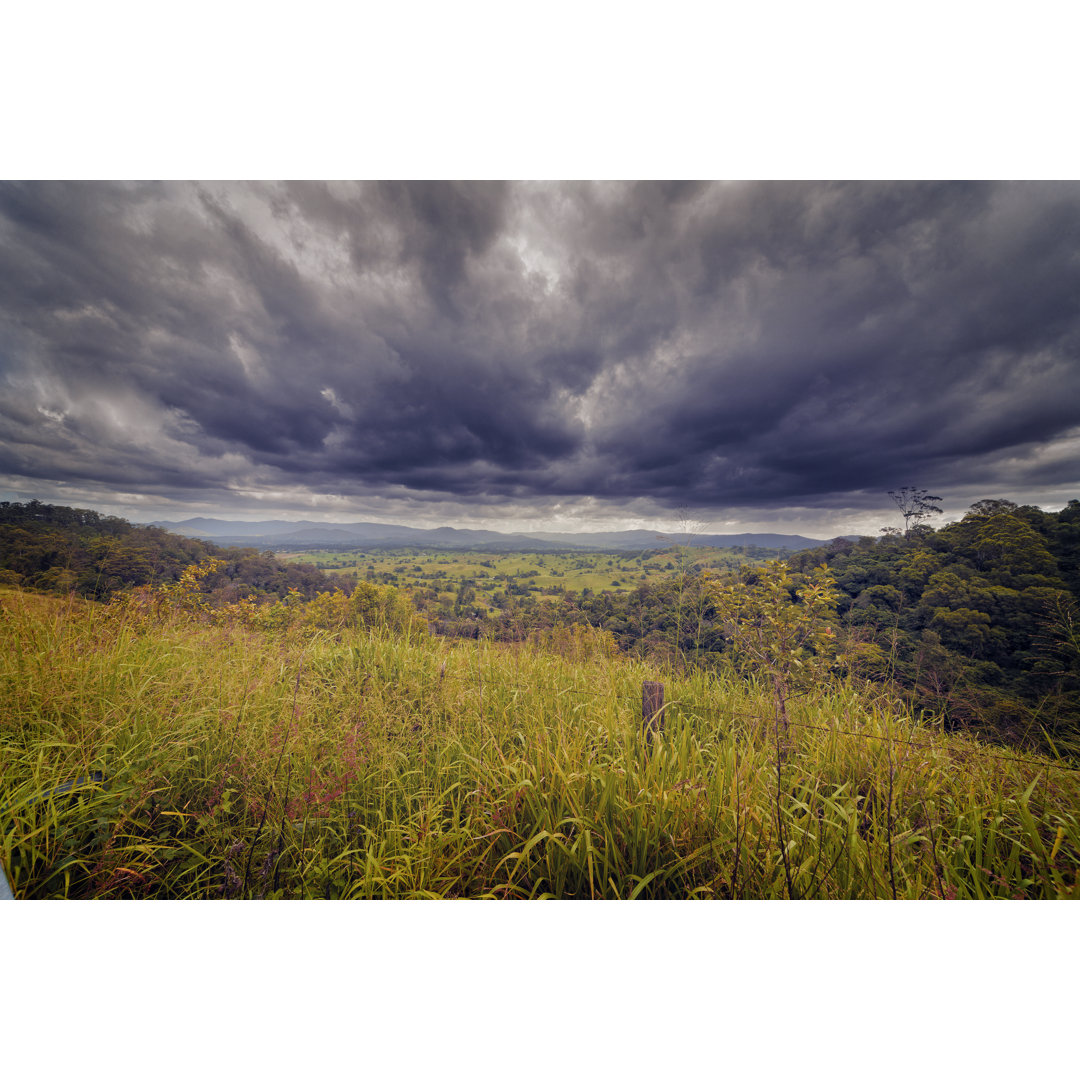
[2,180,1078,531]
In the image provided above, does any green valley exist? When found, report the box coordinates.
[3,498,1079,900]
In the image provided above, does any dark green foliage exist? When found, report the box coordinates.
[0,500,336,604]
[786,500,1080,754]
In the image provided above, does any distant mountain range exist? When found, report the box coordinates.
[149,517,843,552]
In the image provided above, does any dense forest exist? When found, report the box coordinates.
[786,499,1080,753]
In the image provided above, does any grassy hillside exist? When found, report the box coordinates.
[3,582,1077,899]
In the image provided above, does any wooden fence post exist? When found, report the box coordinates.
[643,680,665,744]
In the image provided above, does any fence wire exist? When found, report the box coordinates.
[720,709,1080,774]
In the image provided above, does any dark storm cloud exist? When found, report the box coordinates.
[1,179,1078,522]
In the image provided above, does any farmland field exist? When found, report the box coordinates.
[276,546,765,614]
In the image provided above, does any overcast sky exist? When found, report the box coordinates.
[1,180,1078,537]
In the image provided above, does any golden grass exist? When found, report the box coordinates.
[2,586,1077,899]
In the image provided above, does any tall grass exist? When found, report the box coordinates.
[2,586,1077,898]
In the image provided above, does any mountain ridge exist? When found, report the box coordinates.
[149,517,841,551]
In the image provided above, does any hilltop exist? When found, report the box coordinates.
[0,499,336,602]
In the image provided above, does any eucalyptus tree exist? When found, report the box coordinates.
[888,487,943,538]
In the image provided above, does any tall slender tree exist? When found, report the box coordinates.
[888,487,943,538]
